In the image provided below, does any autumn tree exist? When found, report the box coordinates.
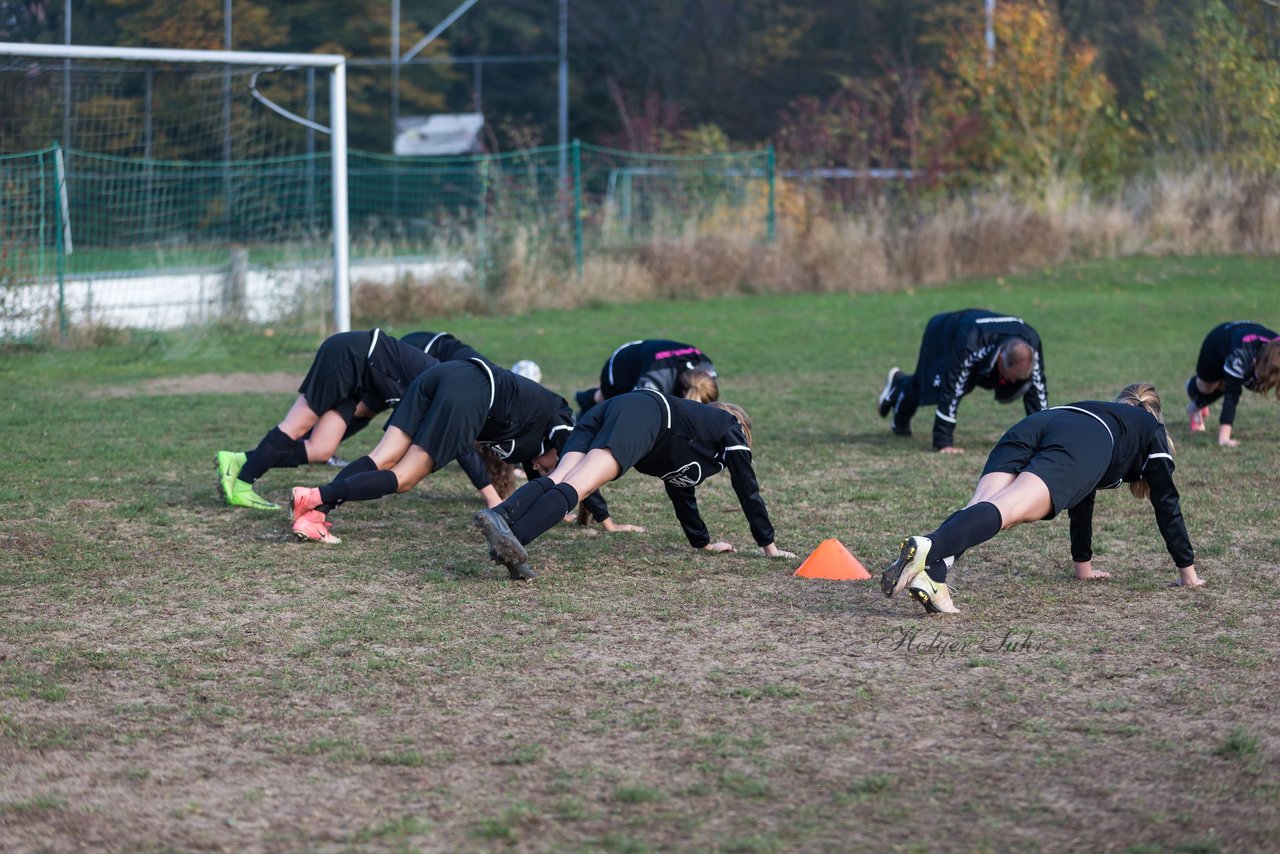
[929,0,1133,189]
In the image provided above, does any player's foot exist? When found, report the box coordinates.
[291,486,323,524]
[881,536,932,598]
[877,368,902,418]
[908,573,959,614]
[215,450,247,501]
[474,508,528,568]
[325,455,349,467]
[488,547,537,581]
[1187,401,1208,433]
[293,509,340,544]
[890,424,912,438]
[508,562,537,581]
[225,478,279,511]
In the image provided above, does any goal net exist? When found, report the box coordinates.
[0,43,348,340]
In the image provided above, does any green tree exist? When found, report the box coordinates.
[1145,0,1280,168]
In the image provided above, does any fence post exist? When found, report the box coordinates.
[478,156,490,293]
[224,247,248,322]
[572,139,584,275]
[51,143,68,337]
[766,144,777,244]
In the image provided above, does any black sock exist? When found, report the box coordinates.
[498,477,555,524]
[1186,375,1222,410]
[319,470,398,507]
[925,556,955,583]
[927,502,1002,564]
[239,427,295,484]
[333,455,377,481]
[509,483,579,545]
[278,439,310,468]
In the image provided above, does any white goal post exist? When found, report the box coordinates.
[0,41,352,333]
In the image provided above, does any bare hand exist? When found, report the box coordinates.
[1073,559,1110,580]
[937,446,965,455]
[1175,565,1205,588]
[704,542,735,553]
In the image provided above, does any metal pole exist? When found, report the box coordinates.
[985,0,995,67]
[331,63,351,332]
[223,0,233,238]
[391,0,400,149]
[62,0,71,148]
[558,0,568,184]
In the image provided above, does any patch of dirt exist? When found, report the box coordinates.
[93,373,298,398]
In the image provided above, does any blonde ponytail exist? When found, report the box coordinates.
[1115,382,1167,499]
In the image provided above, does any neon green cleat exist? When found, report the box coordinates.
[226,478,280,511]
[215,450,247,501]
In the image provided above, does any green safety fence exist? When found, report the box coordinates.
[0,141,775,338]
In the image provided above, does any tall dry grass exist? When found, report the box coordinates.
[353,167,1280,321]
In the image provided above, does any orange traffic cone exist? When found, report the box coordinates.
[793,538,871,581]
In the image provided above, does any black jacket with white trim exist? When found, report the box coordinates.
[1061,401,1194,569]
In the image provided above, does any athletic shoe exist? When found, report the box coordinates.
[487,547,537,581]
[326,455,349,468]
[225,478,280,511]
[877,368,902,418]
[291,486,323,524]
[880,535,932,598]
[474,508,528,568]
[215,450,247,501]
[908,573,959,614]
[293,509,341,544]
[1187,401,1208,433]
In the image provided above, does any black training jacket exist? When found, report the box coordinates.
[1203,321,1278,426]
[1059,401,1194,569]
[630,391,775,550]
[599,340,716,400]
[929,309,1048,449]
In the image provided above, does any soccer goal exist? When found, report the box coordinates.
[0,42,350,338]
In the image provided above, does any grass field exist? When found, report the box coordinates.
[1,255,1278,852]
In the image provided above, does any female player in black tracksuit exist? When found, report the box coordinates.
[574,339,718,415]
[1185,321,1280,446]
[289,358,624,563]
[215,329,497,511]
[400,330,491,365]
[880,383,1202,615]
[473,389,795,577]
[877,309,1048,452]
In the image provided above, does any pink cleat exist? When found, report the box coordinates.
[1187,402,1208,433]
[293,509,341,544]
[291,486,323,523]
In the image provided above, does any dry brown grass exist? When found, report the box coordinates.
[347,167,1280,322]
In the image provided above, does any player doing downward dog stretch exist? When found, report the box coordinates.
[288,359,629,571]
[880,383,1202,615]
[574,339,718,415]
[877,309,1048,453]
[1185,321,1280,446]
[214,329,497,510]
[474,390,795,577]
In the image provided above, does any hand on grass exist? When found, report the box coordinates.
[1175,565,1205,588]
[1073,560,1111,581]
[602,519,645,533]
